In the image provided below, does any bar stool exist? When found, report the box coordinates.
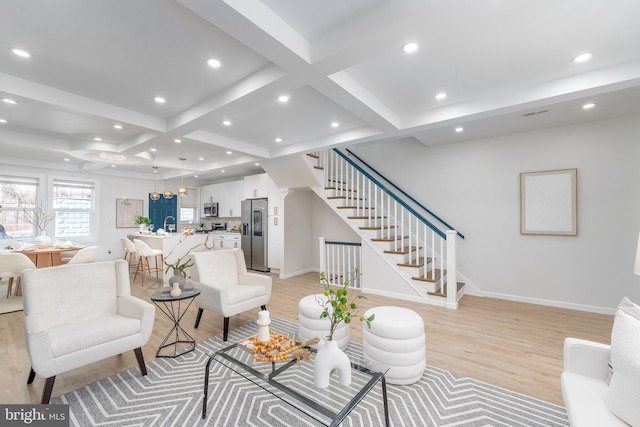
[133,239,163,286]
[120,237,137,273]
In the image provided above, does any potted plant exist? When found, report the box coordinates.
[164,256,195,288]
[133,216,151,232]
[314,268,374,388]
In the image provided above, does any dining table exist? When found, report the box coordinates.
[18,246,84,268]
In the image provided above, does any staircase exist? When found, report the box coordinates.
[307,149,465,309]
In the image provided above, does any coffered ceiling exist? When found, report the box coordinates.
[0,0,639,183]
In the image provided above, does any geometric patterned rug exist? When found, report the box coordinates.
[52,317,569,426]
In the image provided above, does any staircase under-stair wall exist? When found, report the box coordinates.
[307,149,466,309]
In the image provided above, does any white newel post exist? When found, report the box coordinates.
[446,230,458,309]
[318,237,326,274]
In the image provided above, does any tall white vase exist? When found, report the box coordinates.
[313,338,351,388]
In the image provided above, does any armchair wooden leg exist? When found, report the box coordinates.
[134,347,147,376]
[194,308,204,328]
[223,317,230,341]
[41,376,56,404]
[27,367,36,384]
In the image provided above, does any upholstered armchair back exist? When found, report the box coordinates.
[22,260,131,330]
[190,249,242,288]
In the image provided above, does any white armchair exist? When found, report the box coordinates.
[22,260,155,403]
[561,337,627,426]
[190,248,272,341]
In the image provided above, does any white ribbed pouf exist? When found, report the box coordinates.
[298,294,350,350]
[362,306,426,385]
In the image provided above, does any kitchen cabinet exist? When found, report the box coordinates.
[220,180,243,217]
[244,173,268,199]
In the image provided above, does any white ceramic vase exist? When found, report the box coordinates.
[34,232,52,248]
[169,270,185,288]
[313,338,351,388]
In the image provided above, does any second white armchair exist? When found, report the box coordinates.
[190,248,272,341]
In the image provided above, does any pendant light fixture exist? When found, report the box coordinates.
[150,166,160,201]
[178,157,188,197]
[163,169,174,199]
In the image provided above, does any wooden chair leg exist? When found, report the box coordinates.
[6,277,14,298]
[134,347,147,376]
[223,317,230,341]
[194,308,204,328]
[41,376,56,404]
[15,278,22,297]
[134,257,143,283]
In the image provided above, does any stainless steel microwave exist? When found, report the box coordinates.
[203,202,218,217]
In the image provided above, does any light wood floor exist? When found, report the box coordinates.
[0,270,614,407]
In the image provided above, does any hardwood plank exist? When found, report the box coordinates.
[0,271,613,407]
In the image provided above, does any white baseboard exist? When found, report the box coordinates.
[480,291,617,315]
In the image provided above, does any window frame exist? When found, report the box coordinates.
[48,175,99,242]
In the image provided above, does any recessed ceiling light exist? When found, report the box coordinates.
[226,151,232,155]
[582,102,596,110]
[221,169,226,173]
[254,163,260,166]
[278,95,289,103]
[150,148,157,152]
[154,96,166,104]
[222,120,231,126]
[401,42,418,53]
[113,124,123,129]
[2,98,17,104]
[274,137,282,143]
[435,92,447,100]
[93,137,102,141]
[207,58,221,68]
[110,164,116,168]
[455,127,464,133]
[194,175,198,178]
[330,122,339,128]
[174,139,181,143]
[572,52,592,63]
[64,158,70,162]
[0,119,7,124]
[11,48,31,58]
[198,157,204,161]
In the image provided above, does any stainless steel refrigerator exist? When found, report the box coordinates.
[241,198,269,272]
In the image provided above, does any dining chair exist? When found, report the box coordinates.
[133,239,163,286]
[0,253,37,297]
[66,246,98,264]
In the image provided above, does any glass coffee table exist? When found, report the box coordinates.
[202,337,389,426]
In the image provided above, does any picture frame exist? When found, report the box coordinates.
[520,168,577,236]
[116,198,144,228]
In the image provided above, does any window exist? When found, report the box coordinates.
[52,179,96,239]
[179,207,196,223]
[0,175,39,240]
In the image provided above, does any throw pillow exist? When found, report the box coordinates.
[605,297,640,426]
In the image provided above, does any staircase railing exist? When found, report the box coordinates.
[311,149,461,308]
[318,237,362,289]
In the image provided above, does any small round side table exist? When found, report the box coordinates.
[151,288,201,358]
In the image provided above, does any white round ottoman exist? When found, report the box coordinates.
[362,306,426,385]
[298,294,350,350]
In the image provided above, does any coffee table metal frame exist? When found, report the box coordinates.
[150,288,200,358]
[202,339,389,426]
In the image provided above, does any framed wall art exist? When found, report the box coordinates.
[520,168,577,236]
[116,198,144,228]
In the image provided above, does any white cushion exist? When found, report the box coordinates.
[364,306,424,339]
[605,297,640,426]
[363,327,425,352]
[49,315,141,357]
[225,284,265,306]
[562,372,628,427]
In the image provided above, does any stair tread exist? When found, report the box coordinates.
[384,245,421,255]
[306,153,319,159]
[397,257,432,267]
[337,206,373,210]
[314,166,324,170]
[327,196,366,200]
[359,225,396,230]
[412,268,444,282]
[428,282,465,298]
[348,216,387,219]
[371,235,408,242]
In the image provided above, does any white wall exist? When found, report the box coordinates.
[281,189,315,277]
[354,114,640,313]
